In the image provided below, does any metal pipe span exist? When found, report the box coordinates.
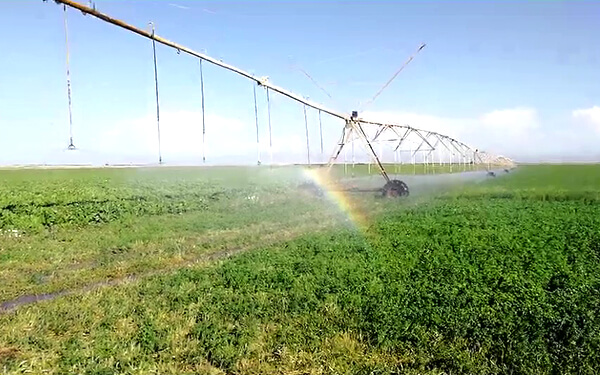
[50,0,350,122]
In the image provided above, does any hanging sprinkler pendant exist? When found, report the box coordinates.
[149,21,163,164]
[67,137,77,150]
[63,4,77,151]
[199,59,206,163]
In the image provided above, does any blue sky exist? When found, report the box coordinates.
[0,0,599,165]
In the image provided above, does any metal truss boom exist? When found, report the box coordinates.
[46,0,514,171]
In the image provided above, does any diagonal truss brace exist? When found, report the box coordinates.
[328,120,391,182]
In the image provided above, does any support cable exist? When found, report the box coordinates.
[297,66,333,100]
[360,43,426,111]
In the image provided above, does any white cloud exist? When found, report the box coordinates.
[6,106,596,165]
[97,111,250,159]
[361,111,468,139]
[480,107,539,137]
[573,106,600,134]
[168,3,191,10]
[361,106,599,162]
[93,110,316,164]
[362,107,540,155]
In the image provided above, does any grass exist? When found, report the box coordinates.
[1,164,599,374]
[0,166,362,302]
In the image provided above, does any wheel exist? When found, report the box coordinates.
[381,180,409,198]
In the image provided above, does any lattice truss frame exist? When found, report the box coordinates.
[330,121,513,168]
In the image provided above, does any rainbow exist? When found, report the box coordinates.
[302,168,370,229]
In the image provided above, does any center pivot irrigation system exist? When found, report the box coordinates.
[46,0,514,198]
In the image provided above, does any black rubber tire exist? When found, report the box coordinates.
[381,180,409,198]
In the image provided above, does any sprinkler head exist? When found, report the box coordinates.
[67,136,76,150]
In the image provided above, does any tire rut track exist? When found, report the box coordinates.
[0,218,339,314]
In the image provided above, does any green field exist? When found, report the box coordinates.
[1,165,599,374]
